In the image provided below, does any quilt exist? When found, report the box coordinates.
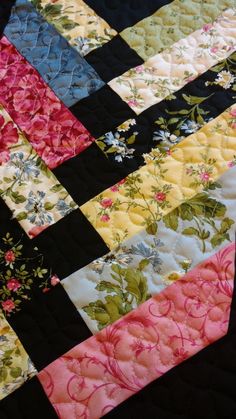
[0,1,236,418]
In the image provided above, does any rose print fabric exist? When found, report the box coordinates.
[0,35,95,169]
[62,166,236,333]
[121,0,235,61]
[29,0,117,57]
[0,310,37,400]
[4,0,105,107]
[81,105,236,249]
[0,105,77,238]
[110,8,236,114]
[96,51,236,170]
[38,243,235,419]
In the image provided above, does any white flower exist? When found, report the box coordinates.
[153,130,170,142]
[181,120,201,134]
[214,70,235,89]
[117,119,136,132]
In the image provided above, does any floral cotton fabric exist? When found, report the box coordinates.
[110,8,236,114]
[0,36,94,169]
[39,243,235,419]
[121,0,235,61]
[0,310,36,400]
[81,105,236,249]
[30,0,117,56]
[0,105,77,238]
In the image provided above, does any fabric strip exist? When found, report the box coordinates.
[80,105,236,249]
[38,242,235,419]
[29,0,117,57]
[121,0,235,61]
[110,8,236,114]
[62,166,236,333]
[4,0,104,107]
[0,36,95,169]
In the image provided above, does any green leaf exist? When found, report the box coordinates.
[95,281,121,294]
[10,367,22,378]
[125,268,149,304]
[0,367,8,382]
[44,202,55,210]
[127,134,136,145]
[220,217,235,234]
[182,94,209,105]
[16,211,27,221]
[182,227,199,236]
[3,177,12,183]
[146,223,157,235]
[211,233,226,248]
[138,259,150,271]
[50,184,64,193]
[10,192,26,204]
[163,209,179,230]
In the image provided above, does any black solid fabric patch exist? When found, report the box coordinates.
[33,208,109,279]
[53,143,128,206]
[0,377,57,419]
[85,35,143,82]
[105,248,236,419]
[70,85,135,138]
[84,0,172,32]
[8,283,92,371]
[0,1,16,36]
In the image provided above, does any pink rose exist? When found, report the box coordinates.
[4,250,16,263]
[230,109,236,118]
[200,172,210,181]
[228,161,235,168]
[135,65,144,73]
[154,192,166,202]
[50,275,60,286]
[7,278,21,291]
[100,214,110,222]
[2,299,15,313]
[210,47,218,54]
[110,185,119,192]
[203,23,213,32]
[42,288,50,293]
[101,198,113,208]
[128,100,138,107]
[118,178,126,185]
[28,225,49,238]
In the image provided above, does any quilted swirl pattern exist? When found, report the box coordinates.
[4,0,104,107]
[121,0,236,61]
[81,106,236,249]
[38,243,235,419]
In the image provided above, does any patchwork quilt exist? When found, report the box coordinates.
[0,1,236,418]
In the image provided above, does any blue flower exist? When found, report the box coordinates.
[56,199,73,217]
[26,191,53,226]
[10,153,40,181]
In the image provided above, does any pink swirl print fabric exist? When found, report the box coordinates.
[38,242,235,419]
[0,36,94,169]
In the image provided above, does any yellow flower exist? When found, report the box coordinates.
[214,71,235,89]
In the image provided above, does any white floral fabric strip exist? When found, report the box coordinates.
[63,166,236,334]
[109,8,236,115]
[0,106,77,238]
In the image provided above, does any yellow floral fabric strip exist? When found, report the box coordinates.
[0,310,36,400]
[109,8,236,115]
[30,0,117,56]
[0,105,77,239]
[80,105,236,250]
[121,0,236,61]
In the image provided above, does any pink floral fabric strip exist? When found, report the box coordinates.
[38,243,235,419]
[0,36,94,169]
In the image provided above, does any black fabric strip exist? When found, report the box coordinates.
[94,53,236,176]
[0,1,16,36]
[0,377,57,419]
[105,244,236,419]
[33,208,109,279]
[84,0,172,32]
[85,35,143,82]
[53,143,128,206]
[8,283,91,370]
[70,84,135,138]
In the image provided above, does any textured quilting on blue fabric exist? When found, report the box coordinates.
[4,0,105,107]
